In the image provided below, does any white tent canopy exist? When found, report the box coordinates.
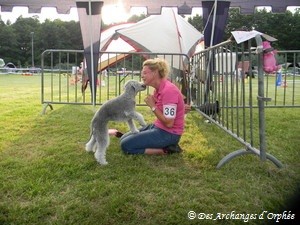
[98,23,135,71]
[100,23,135,52]
[115,8,203,57]
[104,8,204,70]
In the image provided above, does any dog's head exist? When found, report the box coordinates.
[124,80,146,95]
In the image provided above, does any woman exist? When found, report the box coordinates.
[114,58,187,155]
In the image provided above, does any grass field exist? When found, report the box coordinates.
[0,74,299,225]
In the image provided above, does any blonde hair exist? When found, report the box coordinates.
[142,58,170,78]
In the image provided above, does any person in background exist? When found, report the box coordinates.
[101,69,107,87]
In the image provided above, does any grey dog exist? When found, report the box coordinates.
[85,80,147,165]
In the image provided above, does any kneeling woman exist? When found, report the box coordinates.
[120,58,186,155]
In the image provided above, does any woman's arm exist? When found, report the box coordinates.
[144,95,175,128]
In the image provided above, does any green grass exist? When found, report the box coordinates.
[0,74,300,225]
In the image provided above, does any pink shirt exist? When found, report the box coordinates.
[153,79,185,135]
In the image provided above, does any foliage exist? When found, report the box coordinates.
[0,17,83,68]
[10,17,41,67]
[188,14,203,32]
[0,20,18,64]
[0,9,299,68]
[127,14,148,23]
[188,8,300,50]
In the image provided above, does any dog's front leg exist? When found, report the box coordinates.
[119,119,139,140]
[124,111,140,133]
[127,118,139,133]
[133,111,146,128]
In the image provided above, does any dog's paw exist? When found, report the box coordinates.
[131,130,139,134]
[85,143,94,152]
[96,158,108,165]
[94,152,108,165]
[92,144,97,152]
[139,124,151,132]
[85,137,96,152]
[99,161,108,166]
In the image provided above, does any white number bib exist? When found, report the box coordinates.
[163,104,177,119]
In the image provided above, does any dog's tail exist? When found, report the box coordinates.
[87,122,94,142]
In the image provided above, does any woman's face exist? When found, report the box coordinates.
[141,65,157,87]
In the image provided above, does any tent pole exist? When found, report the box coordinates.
[204,0,218,103]
[88,0,96,109]
[76,0,102,109]
[209,0,218,48]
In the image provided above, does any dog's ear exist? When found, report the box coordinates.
[124,80,135,92]
[130,80,137,89]
[124,80,130,90]
[131,82,136,92]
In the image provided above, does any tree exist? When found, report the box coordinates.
[11,16,41,67]
[224,8,253,39]
[271,10,300,50]
[186,8,300,50]
[0,10,299,68]
[63,20,83,50]
[188,14,203,33]
[127,14,148,23]
[0,20,17,64]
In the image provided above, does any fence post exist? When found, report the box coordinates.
[211,37,284,169]
[256,35,283,167]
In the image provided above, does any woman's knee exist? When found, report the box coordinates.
[120,140,130,154]
[120,139,144,154]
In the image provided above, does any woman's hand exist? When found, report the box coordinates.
[145,95,175,128]
[184,104,192,114]
[144,95,156,108]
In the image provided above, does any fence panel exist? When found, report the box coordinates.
[41,50,189,113]
[190,39,284,168]
[267,50,300,107]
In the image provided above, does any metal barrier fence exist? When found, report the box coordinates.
[41,46,300,168]
[270,50,300,107]
[0,67,42,75]
[191,47,300,109]
[190,38,287,168]
[41,50,189,113]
